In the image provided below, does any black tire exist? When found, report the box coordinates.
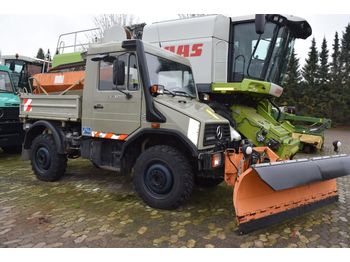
[2,145,22,154]
[31,134,67,182]
[303,144,317,154]
[133,145,194,210]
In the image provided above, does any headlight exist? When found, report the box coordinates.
[187,118,200,146]
[230,126,241,141]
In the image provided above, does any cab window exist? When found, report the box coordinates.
[0,71,13,92]
[99,53,139,91]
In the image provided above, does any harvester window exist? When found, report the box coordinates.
[231,21,296,85]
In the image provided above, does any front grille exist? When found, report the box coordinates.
[203,123,230,146]
[0,107,19,121]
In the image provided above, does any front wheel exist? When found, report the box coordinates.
[133,145,194,210]
[31,134,67,182]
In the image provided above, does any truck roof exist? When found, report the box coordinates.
[231,14,309,23]
[1,55,48,65]
[143,14,311,42]
[86,40,192,67]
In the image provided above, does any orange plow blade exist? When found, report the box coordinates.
[224,147,350,234]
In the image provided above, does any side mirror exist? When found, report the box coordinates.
[113,59,125,86]
[255,14,266,35]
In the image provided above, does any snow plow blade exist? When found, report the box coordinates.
[224,147,350,234]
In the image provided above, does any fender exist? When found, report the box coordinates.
[120,128,198,159]
[23,120,65,154]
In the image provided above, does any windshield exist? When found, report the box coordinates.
[0,71,14,92]
[146,53,197,98]
[231,22,295,86]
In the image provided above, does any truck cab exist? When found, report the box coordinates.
[0,65,23,153]
[20,38,235,209]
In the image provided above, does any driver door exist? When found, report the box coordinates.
[90,52,142,138]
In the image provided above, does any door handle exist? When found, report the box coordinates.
[94,104,104,109]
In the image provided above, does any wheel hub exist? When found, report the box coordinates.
[35,147,51,171]
[145,163,173,195]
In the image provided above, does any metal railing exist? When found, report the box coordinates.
[56,28,101,54]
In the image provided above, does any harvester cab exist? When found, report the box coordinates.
[142,14,330,159]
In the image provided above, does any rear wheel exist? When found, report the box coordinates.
[133,145,194,210]
[31,134,67,182]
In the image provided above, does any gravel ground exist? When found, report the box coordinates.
[0,128,349,248]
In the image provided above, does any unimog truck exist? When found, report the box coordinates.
[19,39,235,209]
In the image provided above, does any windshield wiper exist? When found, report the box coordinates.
[173,90,195,99]
[163,88,176,97]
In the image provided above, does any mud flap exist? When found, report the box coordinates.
[252,155,350,191]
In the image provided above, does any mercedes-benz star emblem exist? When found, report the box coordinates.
[216,126,223,140]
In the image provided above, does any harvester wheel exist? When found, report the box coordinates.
[31,134,67,182]
[303,144,317,154]
[133,145,194,210]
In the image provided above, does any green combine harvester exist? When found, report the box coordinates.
[142,14,332,159]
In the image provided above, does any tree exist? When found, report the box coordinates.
[300,38,319,115]
[36,48,45,60]
[339,24,350,124]
[280,48,301,106]
[340,24,350,85]
[330,32,341,86]
[318,37,330,86]
[302,38,319,87]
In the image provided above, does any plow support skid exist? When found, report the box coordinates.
[224,148,350,234]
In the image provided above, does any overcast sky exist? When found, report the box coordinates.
[0,14,349,67]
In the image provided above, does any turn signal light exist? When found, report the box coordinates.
[211,153,222,168]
